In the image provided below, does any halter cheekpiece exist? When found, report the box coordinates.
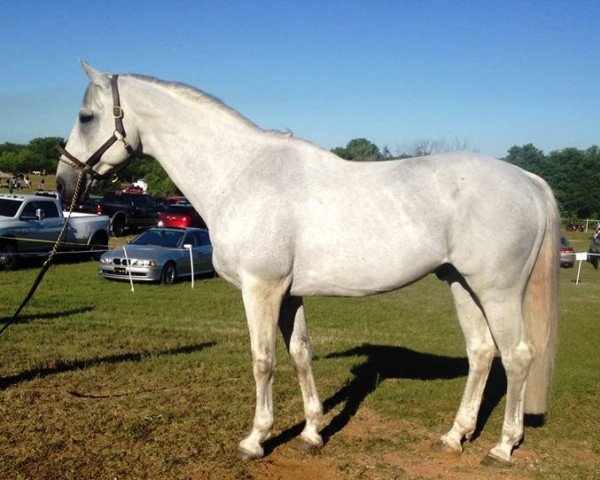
[55,75,134,180]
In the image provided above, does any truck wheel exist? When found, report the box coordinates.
[111,216,126,237]
[160,262,177,285]
[0,243,17,270]
[89,232,109,261]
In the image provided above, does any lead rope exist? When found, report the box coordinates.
[0,170,86,335]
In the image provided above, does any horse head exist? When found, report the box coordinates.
[55,62,140,203]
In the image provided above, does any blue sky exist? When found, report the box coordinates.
[1,0,598,158]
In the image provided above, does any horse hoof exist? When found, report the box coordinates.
[481,453,512,468]
[290,436,322,453]
[432,440,461,455]
[237,446,263,462]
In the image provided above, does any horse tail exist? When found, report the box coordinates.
[523,173,560,415]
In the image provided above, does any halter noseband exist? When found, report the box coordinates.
[55,75,135,181]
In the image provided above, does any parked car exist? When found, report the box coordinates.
[98,227,213,284]
[67,194,103,215]
[560,236,575,268]
[157,204,206,229]
[166,195,187,204]
[0,193,110,269]
[96,191,166,236]
[150,195,170,212]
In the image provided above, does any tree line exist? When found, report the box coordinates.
[0,138,178,196]
[1,137,599,219]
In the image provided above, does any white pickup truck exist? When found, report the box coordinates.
[0,193,110,269]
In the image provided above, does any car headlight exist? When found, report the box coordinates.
[99,257,112,264]
[132,259,158,267]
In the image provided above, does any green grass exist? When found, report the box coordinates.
[0,231,598,479]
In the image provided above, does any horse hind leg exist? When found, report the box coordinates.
[237,278,288,461]
[440,277,496,453]
[278,296,324,450]
[480,295,534,466]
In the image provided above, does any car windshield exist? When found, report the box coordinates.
[0,198,23,217]
[131,229,184,248]
[164,205,194,215]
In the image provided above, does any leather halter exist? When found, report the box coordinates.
[55,75,135,180]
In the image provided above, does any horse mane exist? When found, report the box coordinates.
[124,73,262,131]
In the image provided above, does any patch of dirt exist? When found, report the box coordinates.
[239,407,539,480]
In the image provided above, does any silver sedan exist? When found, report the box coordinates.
[99,227,213,284]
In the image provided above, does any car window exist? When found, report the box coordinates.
[21,201,39,217]
[131,229,184,248]
[21,201,58,218]
[181,231,209,247]
[104,193,124,204]
[196,230,211,246]
[183,234,197,247]
[39,201,59,218]
[166,206,194,215]
[0,199,22,217]
[132,195,151,208]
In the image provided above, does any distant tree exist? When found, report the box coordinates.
[0,142,21,156]
[381,145,394,160]
[28,137,62,172]
[547,147,600,219]
[505,144,547,177]
[109,154,179,196]
[331,146,351,160]
[0,143,23,172]
[397,138,471,158]
[505,144,600,219]
[0,137,61,173]
[409,139,442,157]
[331,138,383,161]
[0,150,20,172]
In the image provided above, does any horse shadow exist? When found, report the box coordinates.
[0,341,217,390]
[263,343,507,455]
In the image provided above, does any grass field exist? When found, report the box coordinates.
[0,174,56,194]
[0,231,598,479]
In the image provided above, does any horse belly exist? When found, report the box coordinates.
[290,239,443,297]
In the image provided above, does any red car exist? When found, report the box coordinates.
[157,205,206,229]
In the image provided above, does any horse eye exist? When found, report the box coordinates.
[78,110,94,124]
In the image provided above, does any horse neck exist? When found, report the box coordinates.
[123,77,263,226]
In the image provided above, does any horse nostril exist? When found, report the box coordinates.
[55,178,64,194]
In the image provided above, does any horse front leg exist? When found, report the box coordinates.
[279,296,323,450]
[237,278,287,461]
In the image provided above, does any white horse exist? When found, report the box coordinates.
[56,62,559,466]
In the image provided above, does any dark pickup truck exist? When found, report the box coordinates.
[75,192,165,236]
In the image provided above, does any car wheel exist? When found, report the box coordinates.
[0,243,17,270]
[111,215,126,237]
[160,262,177,285]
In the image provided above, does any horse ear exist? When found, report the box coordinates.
[80,60,110,89]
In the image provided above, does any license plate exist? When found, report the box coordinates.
[115,267,127,274]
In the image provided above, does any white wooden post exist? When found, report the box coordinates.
[184,244,194,288]
[575,252,588,285]
[122,246,134,293]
